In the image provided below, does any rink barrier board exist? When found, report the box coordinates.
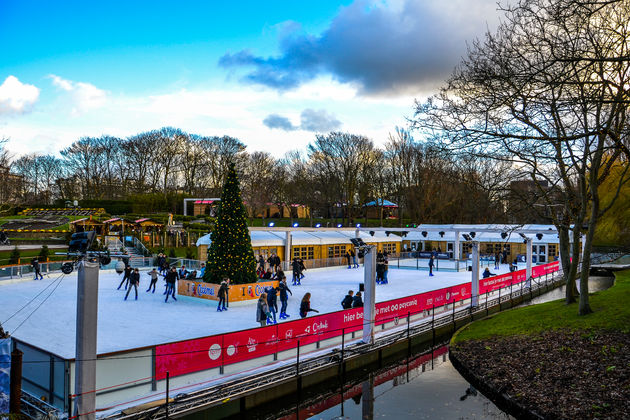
[177,279,280,303]
[154,261,559,380]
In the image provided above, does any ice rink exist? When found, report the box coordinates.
[0,262,518,358]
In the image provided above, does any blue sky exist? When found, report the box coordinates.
[0,0,504,157]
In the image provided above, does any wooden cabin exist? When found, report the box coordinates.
[196,228,401,265]
[70,217,105,234]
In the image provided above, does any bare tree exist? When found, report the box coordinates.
[414,0,630,313]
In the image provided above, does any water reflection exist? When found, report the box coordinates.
[520,275,614,307]
[264,346,512,420]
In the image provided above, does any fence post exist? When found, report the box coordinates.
[165,371,170,419]
[407,311,411,357]
[296,340,301,376]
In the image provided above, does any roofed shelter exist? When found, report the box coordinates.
[70,217,105,234]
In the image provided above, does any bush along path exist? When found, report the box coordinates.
[450,270,630,420]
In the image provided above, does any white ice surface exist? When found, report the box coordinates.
[0,262,519,359]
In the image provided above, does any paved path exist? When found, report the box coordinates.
[0,244,67,251]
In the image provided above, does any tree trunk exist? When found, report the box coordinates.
[559,225,577,304]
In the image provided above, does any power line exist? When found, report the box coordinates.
[10,274,66,335]
[1,272,66,325]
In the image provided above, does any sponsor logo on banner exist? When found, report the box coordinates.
[446,291,451,301]
[247,337,257,352]
[227,344,236,356]
[208,343,221,360]
[285,329,293,339]
[313,320,328,332]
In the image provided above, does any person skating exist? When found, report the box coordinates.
[164,267,178,302]
[267,254,276,274]
[376,251,385,284]
[382,252,389,284]
[118,265,132,290]
[146,268,159,293]
[217,278,229,311]
[345,250,352,268]
[351,249,359,268]
[274,254,282,274]
[199,263,206,278]
[278,277,292,319]
[298,258,306,279]
[258,255,265,272]
[494,252,500,270]
[256,293,270,327]
[428,255,435,276]
[178,265,188,280]
[31,258,43,280]
[291,257,301,285]
[125,268,140,301]
[341,290,354,309]
[352,291,363,308]
[299,292,319,318]
[266,286,278,324]
[483,267,496,278]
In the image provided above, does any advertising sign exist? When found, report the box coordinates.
[155,335,223,380]
[221,325,278,365]
[177,280,279,303]
[0,338,11,414]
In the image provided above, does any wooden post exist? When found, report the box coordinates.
[10,348,23,415]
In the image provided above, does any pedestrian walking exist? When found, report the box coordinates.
[146,268,159,293]
[299,292,319,318]
[341,290,354,309]
[125,268,140,301]
[278,277,292,319]
[256,293,270,327]
[352,291,363,308]
[217,278,229,311]
[31,258,43,280]
[118,265,132,290]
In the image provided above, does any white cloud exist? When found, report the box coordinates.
[49,75,108,116]
[0,76,40,115]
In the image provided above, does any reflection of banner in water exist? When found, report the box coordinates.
[277,345,449,420]
[0,338,10,414]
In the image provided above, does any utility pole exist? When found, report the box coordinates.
[471,241,480,307]
[362,245,376,344]
[74,259,99,420]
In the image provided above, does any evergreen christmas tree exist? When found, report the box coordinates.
[204,163,257,284]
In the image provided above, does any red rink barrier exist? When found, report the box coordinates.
[154,262,559,380]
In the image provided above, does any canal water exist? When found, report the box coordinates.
[191,275,614,420]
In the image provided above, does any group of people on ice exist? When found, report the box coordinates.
[116,255,206,302]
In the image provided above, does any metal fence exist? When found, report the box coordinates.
[0,260,74,281]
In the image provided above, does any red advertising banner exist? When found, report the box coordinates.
[277,308,363,352]
[479,272,513,294]
[155,335,223,380]
[156,263,560,380]
[221,324,278,365]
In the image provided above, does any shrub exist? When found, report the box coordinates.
[39,245,50,261]
[9,247,20,264]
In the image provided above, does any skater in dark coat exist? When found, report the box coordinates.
[278,277,292,319]
[341,290,354,309]
[256,293,270,327]
[125,269,140,300]
[352,291,363,308]
[262,268,273,279]
[266,287,278,324]
[146,268,159,293]
[298,258,306,279]
[299,292,319,318]
[31,258,43,280]
[164,267,178,302]
[118,265,132,290]
[258,255,265,271]
[428,255,435,277]
[345,250,352,268]
[217,278,229,311]
[291,258,301,285]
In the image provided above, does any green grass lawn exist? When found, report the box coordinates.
[453,270,630,343]
[0,248,68,266]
